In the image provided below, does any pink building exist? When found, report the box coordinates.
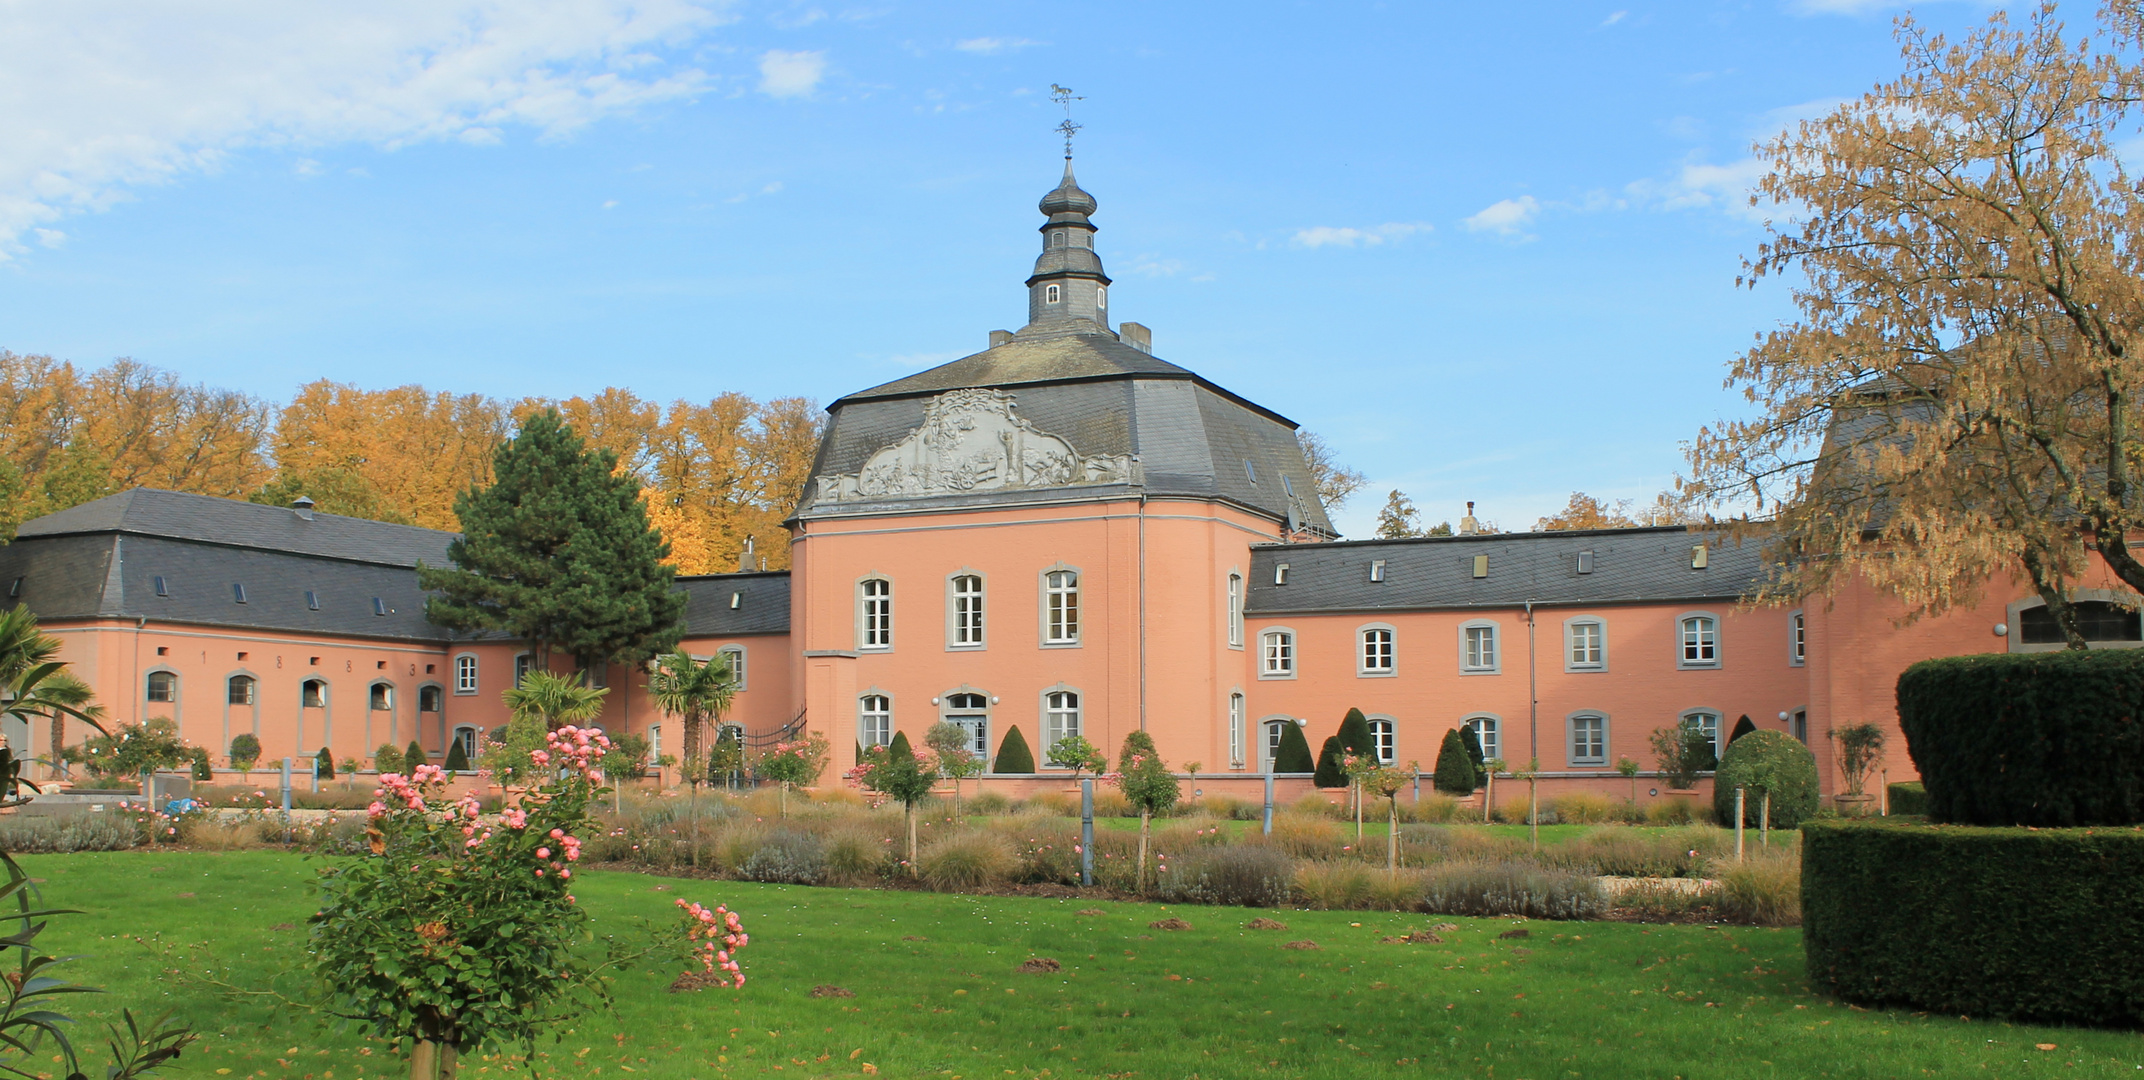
[1,159,2127,800]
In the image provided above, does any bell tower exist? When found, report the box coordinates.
[1023,86,1111,333]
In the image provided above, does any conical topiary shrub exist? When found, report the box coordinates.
[442,737,470,773]
[1460,724,1485,770]
[993,725,1035,773]
[887,730,914,763]
[1433,728,1479,794]
[190,746,213,782]
[374,744,403,775]
[1729,714,1758,744]
[316,748,336,780]
[1336,708,1375,757]
[405,740,428,774]
[1313,736,1347,788]
[1273,721,1315,774]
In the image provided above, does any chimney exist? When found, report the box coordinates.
[989,330,1015,348]
[291,496,315,522]
[1119,322,1152,353]
[737,535,756,574]
[1458,500,1479,536]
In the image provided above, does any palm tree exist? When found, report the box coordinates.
[0,605,106,798]
[645,652,735,867]
[503,669,608,729]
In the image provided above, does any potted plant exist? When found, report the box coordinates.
[1830,723,1886,816]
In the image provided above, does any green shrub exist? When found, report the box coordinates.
[918,832,1017,890]
[442,737,471,773]
[1420,862,1608,920]
[1712,730,1820,828]
[1312,736,1346,788]
[737,828,828,885]
[1717,848,1800,927]
[991,726,1035,773]
[1801,819,2144,1024]
[315,748,336,780]
[373,744,403,775]
[190,747,212,782]
[823,825,893,884]
[229,733,262,772]
[0,813,141,853]
[1156,844,1292,907]
[1336,709,1375,758]
[1550,793,1613,824]
[1273,721,1315,774]
[1888,781,1928,816]
[1896,649,2144,825]
[405,739,428,773]
[1432,729,1478,795]
[1460,725,1485,770]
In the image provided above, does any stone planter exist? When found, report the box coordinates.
[1834,793,1877,817]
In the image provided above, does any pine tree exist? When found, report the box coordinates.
[1313,736,1348,788]
[442,737,470,773]
[1273,721,1315,773]
[1433,729,1479,794]
[1729,714,1758,744]
[1336,708,1375,757]
[993,726,1035,773]
[419,409,687,672]
[316,748,335,780]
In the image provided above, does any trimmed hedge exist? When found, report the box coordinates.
[1711,730,1819,828]
[1312,736,1346,788]
[992,726,1035,774]
[1802,819,2144,1025]
[1273,721,1315,774]
[1887,781,1927,816]
[1432,728,1478,795]
[1896,648,2144,826]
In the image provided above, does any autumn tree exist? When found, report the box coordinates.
[1533,491,1695,532]
[1374,490,1422,539]
[1297,430,1367,512]
[1686,3,2144,648]
[261,381,510,529]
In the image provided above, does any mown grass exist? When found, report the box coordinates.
[26,850,2144,1078]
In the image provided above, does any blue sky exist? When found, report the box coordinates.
[0,0,2011,537]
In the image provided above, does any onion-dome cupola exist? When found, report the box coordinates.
[1024,160,1112,331]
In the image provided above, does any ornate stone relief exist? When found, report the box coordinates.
[815,388,1139,503]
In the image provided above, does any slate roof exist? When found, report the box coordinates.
[18,489,455,567]
[836,330,1208,407]
[1244,525,1771,615]
[678,572,792,637]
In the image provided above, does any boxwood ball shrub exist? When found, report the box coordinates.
[1711,730,1820,828]
[1802,819,2144,1025]
[1896,649,2144,825]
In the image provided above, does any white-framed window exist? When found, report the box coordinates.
[1096,285,1107,309]
[648,724,662,760]
[1043,568,1080,645]
[1226,573,1244,647]
[859,577,893,650]
[1789,610,1806,666]
[513,653,534,687]
[943,692,989,757]
[1461,621,1499,673]
[419,685,443,713]
[368,683,393,711]
[146,670,177,703]
[1464,714,1501,764]
[1263,718,1295,770]
[453,726,479,760]
[227,674,256,706]
[949,574,985,648]
[1568,712,1608,767]
[1228,692,1246,768]
[1045,283,1061,304]
[1359,625,1395,675]
[1042,689,1081,751]
[1679,614,1720,668]
[1681,709,1722,760]
[1565,617,1606,672]
[301,679,326,709]
[454,654,478,694]
[1370,559,1386,583]
[1369,717,1396,765]
[1259,629,1296,678]
[859,695,892,749]
[717,645,747,691]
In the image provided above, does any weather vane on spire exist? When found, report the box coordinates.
[1050,83,1084,160]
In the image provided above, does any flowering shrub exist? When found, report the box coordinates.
[311,725,747,1068]
[758,734,831,817]
[60,718,194,780]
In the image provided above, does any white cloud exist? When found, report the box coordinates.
[1126,254,1187,277]
[1627,98,1847,221]
[31,229,64,249]
[1601,10,1628,25]
[1291,222,1432,248]
[0,1,729,258]
[761,180,783,194]
[955,37,1040,54]
[1461,196,1540,236]
[758,48,826,97]
[602,199,619,208]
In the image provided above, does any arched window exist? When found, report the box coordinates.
[943,692,989,757]
[858,695,892,749]
[1045,283,1061,304]
[1228,692,1246,768]
[1359,626,1395,675]
[1464,715,1501,764]
[1043,690,1081,749]
[301,680,326,708]
[513,653,534,687]
[146,671,177,703]
[1043,569,1080,644]
[454,654,479,694]
[1679,614,1720,667]
[949,574,984,648]
[452,726,479,760]
[1567,712,1608,767]
[1368,717,1396,764]
[369,684,393,711]
[859,578,893,650]
[1681,710,1721,759]
[1260,630,1295,677]
[1226,573,1243,647]
[1789,611,1806,666]
[419,685,443,713]
[227,675,256,706]
[1262,718,1296,770]
[717,645,748,691]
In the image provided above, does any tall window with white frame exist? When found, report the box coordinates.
[1228,693,1245,768]
[1682,710,1721,759]
[1369,718,1396,764]
[944,693,989,757]
[1361,628,1395,674]
[1261,630,1295,677]
[1226,573,1244,647]
[1790,612,1806,665]
[1265,719,1292,769]
[1680,615,1719,667]
[146,671,176,703]
[455,655,478,694]
[951,575,984,647]
[859,695,892,749]
[1043,690,1081,750]
[860,579,892,649]
[1467,716,1501,764]
[1569,713,1607,767]
[1044,570,1080,644]
[513,654,534,687]
[1569,620,1604,669]
[1463,624,1498,672]
[718,645,747,691]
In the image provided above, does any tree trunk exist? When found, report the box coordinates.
[1484,772,1494,823]
[2021,547,2090,650]
[689,782,700,868]
[1354,782,1364,843]
[409,1040,458,1079]
[1760,790,1771,846]
[906,803,918,876]
[1137,809,1150,894]
[779,780,788,819]
[1386,796,1398,875]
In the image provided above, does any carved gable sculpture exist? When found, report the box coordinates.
[816,389,1139,503]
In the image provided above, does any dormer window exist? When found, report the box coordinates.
[1045,284,1061,304]
[232,583,247,604]
[1052,231,1066,248]
[1370,560,1386,583]
[1275,563,1290,585]
[1245,460,1259,485]
[152,576,169,597]
[1096,286,1107,309]
[1281,475,1295,499]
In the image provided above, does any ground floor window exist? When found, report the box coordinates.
[944,693,989,757]
[1466,715,1500,765]
[1043,691,1081,751]
[1568,713,1607,767]
[1369,717,1396,764]
[859,696,892,749]
[452,726,479,760]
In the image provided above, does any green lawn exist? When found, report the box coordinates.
[25,851,2143,1078]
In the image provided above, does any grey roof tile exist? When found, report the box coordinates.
[679,572,791,637]
[19,489,456,568]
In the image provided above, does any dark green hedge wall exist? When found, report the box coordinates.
[1802,819,2144,1025]
[1887,781,1927,816]
[1896,649,2144,826]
